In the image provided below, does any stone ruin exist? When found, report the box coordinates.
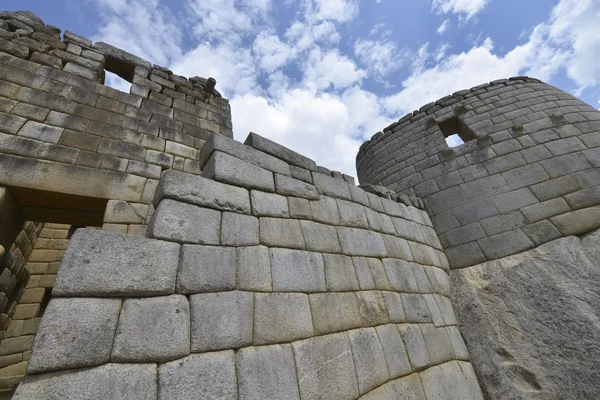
[0,9,598,400]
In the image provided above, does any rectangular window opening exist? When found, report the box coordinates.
[438,116,476,148]
[102,55,135,93]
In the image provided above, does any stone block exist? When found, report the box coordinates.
[18,121,63,144]
[190,291,253,352]
[419,324,454,365]
[290,164,313,183]
[260,218,304,249]
[382,235,413,259]
[323,254,360,291]
[0,336,32,357]
[148,199,221,245]
[357,291,389,326]
[382,291,406,323]
[410,263,433,293]
[154,170,251,214]
[236,344,301,400]
[550,206,600,235]
[236,246,271,291]
[301,220,341,253]
[202,150,275,192]
[312,172,352,200]
[308,292,361,335]
[251,190,289,217]
[292,332,360,400]
[337,199,369,228]
[521,197,570,223]
[337,227,387,257]
[490,187,538,213]
[375,324,412,379]
[199,133,291,176]
[14,364,158,400]
[12,304,40,320]
[445,241,487,269]
[27,298,121,374]
[540,152,591,178]
[479,211,528,236]
[446,222,486,247]
[221,212,259,246]
[309,196,340,225]
[288,197,312,218]
[17,287,44,304]
[477,228,534,260]
[254,293,313,345]
[54,230,179,297]
[383,259,419,293]
[177,245,236,294]
[398,324,431,371]
[158,351,237,400]
[274,173,319,199]
[445,326,469,360]
[112,295,190,363]
[11,103,49,122]
[523,219,562,245]
[270,248,325,292]
[245,132,317,171]
[348,328,390,394]
[352,257,376,290]
[425,267,450,296]
[401,294,433,323]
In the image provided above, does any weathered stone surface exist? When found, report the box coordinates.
[308,292,361,335]
[53,229,179,296]
[178,245,236,293]
[158,351,237,400]
[312,173,352,200]
[260,218,304,249]
[254,293,313,344]
[356,291,389,326]
[293,332,360,400]
[202,150,275,192]
[149,199,221,244]
[274,173,319,199]
[111,295,190,363]
[301,220,342,253]
[221,212,259,246]
[236,344,301,400]
[190,291,253,352]
[93,41,152,69]
[236,245,271,291]
[251,190,289,217]
[14,363,157,400]
[451,232,600,399]
[154,170,251,214]
[337,227,387,257]
[375,324,412,379]
[398,324,431,371]
[323,254,360,291]
[27,298,121,374]
[359,373,427,400]
[348,328,390,394]
[270,249,325,292]
[245,132,317,171]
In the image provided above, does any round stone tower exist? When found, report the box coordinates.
[357,77,600,268]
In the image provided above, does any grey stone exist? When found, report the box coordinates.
[254,293,313,344]
[348,328,390,394]
[382,291,406,323]
[337,227,387,257]
[309,196,340,225]
[158,351,237,400]
[221,212,259,246]
[419,324,454,365]
[420,362,484,400]
[14,363,157,400]
[424,267,450,296]
[477,228,534,260]
[401,294,433,323]
[530,175,579,201]
[452,233,600,399]
[375,324,412,379]
[292,332,360,400]
[237,246,271,291]
[199,133,291,176]
[349,185,370,206]
[523,219,562,245]
[308,292,362,335]
[445,242,487,269]
[251,190,289,217]
[337,199,369,228]
[356,291,389,326]
[148,199,221,244]
[323,254,360,291]
[112,295,190,363]
[521,198,571,223]
[289,197,312,218]
[398,324,431,371]
[312,172,352,200]
[356,257,389,290]
[382,235,413,259]
[480,211,528,236]
[383,259,419,293]
[154,170,251,214]
[27,298,121,374]
[490,187,538,213]
[446,222,486,247]
[202,151,275,192]
[236,344,301,400]
[270,249,325,292]
[290,164,313,183]
[53,229,179,297]
[274,173,319,199]
[93,41,152,69]
[177,245,236,293]
[190,291,253,352]
[245,132,317,171]
[18,121,63,144]
[260,218,304,249]
[352,257,377,290]
[410,263,432,293]
[300,220,341,253]
[445,326,469,360]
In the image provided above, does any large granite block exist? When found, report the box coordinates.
[244,132,317,171]
[375,324,412,379]
[148,199,221,244]
[308,292,361,335]
[270,249,325,292]
[260,218,304,249]
[337,227,387,257]
[236,245,271,291]
[202,151,275,192]
[177,245,236,293]
[348,328,390,394]
[221,212,259,246]
[323,254,360,291]
[254,293,313,344]
[53,229,179,297]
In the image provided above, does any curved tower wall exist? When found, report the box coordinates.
[357,77,600,268]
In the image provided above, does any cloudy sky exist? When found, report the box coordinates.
[8,0,600,179]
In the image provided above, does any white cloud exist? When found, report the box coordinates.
[252,33,297,73]
[303,49,366,90]
[354,39,408,79]
[312,0,359,23]
[312,21,341,45]
[432,0,489,19]
[437,19,450,35]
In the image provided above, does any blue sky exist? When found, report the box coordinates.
[6,0,600,178]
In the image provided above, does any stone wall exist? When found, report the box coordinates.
[357,77,600,268]
[14,132,484,399]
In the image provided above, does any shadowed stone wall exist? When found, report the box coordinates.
[15,132,484,399]
[357,77,600,268]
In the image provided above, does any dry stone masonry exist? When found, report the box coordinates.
[14,131,483,399]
